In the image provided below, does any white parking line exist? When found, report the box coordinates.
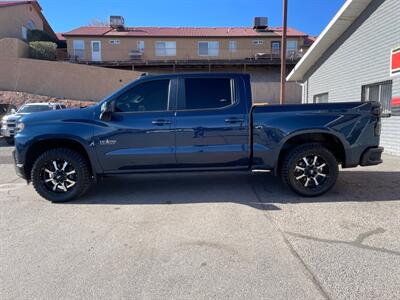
[0,182,27,192]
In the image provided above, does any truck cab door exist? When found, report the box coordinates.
[174,76,250,169]
[93,78,177,172]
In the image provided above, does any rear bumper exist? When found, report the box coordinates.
[13,150,27,180]
[360,147,384,166]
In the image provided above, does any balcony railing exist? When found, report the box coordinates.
[70,47,305,64]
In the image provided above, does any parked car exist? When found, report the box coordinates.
[0,103,17,123]
[1,102,66,144]
[13,73,383,202]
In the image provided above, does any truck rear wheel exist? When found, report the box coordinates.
[280,143,338,197]
[31,148,91,202]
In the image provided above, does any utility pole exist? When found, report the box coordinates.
[280,0,288,105]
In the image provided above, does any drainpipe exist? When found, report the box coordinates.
[280,0,288,105]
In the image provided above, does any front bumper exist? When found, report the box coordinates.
[1,127,15,138]
[13,150,27,180]
[360,146,384,166]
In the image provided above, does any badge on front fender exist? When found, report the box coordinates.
[99,139,117,146]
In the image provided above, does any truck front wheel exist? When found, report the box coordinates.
[4,137,14,145]
[31,148,91,202]
[280,143,339,197]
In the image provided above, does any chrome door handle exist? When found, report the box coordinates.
[224,117,244,124]
[152,119,171,126]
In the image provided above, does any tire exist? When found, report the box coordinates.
[4,137,14,145]
[31,148,91,202]
[280,143,339,197]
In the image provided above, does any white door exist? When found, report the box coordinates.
[91,41,101,61]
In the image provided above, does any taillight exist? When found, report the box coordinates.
[371,102,382,117]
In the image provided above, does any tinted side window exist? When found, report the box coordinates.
[115,80,170,112]
[183,78,233,110]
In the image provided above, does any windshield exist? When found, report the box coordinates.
[18,105,51,113]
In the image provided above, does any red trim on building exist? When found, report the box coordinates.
[392,97,400,106]
[391,49,400,73]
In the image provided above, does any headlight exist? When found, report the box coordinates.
[16,122,25,132]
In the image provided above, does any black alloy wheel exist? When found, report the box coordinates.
[281,143,339,197]
[31,148,91,202]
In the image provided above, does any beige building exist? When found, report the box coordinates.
[63,21,313,64]
[0,0,57,41]
[63,18,315,104]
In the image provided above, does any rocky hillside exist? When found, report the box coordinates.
[0,91,95,108]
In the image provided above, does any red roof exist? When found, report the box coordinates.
[56,32,66,41]
[63,26,308,38]
[0,0,41,10]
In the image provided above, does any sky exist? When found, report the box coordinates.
[36,0,346,36]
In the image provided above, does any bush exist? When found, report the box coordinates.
[27,29,62,46]
[29,41,57,61]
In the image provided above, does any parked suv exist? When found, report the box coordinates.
[1,102,66,144]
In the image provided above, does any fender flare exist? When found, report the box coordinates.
[273,128,350,174]
[24,134,102,175]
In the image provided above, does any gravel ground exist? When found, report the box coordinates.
[1,140,399,299]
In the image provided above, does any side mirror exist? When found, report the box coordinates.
[10,108,16,114]
[100,101,114,121]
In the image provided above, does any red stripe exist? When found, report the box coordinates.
[392,97,400,106]
[392,51,400,71]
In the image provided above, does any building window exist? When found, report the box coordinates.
[313,93,329,103]
[21,26,28,40]
[155,41,176,56]
[362,81,393,116]
[252,40,264,45]
[198,41,219,56]
[137,40,145,53]
[26,20,36,30]
[287,40,298,57]
[229,41,237,53]
[180,78,233,110]
[271,41,281,55]
[73,40,85,60]
[109,39,120,45]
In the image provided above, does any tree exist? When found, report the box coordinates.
[88,19,109,27]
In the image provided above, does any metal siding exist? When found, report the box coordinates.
[381,117,400,156]
[302,0,400,155]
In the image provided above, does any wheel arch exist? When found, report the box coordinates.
[24,137,96,181]
[275,130,348,175]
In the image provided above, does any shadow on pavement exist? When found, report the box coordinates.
[67,170,400,210]
[0,137,12,148]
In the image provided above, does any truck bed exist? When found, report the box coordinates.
[251,101,381,170]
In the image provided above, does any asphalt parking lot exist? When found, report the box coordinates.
[1,138,400,299]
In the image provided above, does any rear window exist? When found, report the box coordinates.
[0,104,16,114]
[181,78,233,110]
[0,105,7,114]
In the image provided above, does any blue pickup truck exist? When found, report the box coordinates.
[13,73,383,202]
